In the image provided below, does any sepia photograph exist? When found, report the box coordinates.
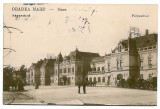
[3,3,158,106]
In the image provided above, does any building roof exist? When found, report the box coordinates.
[69,48,100,62]
[135,33,157,48]
[91,56,105,63]
[35,60,43,68]
[30,63,36,69]
[46,59,55,66]
[41,59,48,67]
[121,33,157,48]
[41,59,55,67]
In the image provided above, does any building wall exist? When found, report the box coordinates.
[106,71,129,86]
[88,60,105,85]
[35,68,40,85]
[88,74,106,85]
[51,61,76,85]
[40,67,45,85]
[26,71,30,85]
[88,41,157,86]
[29,67,35,85]
[108,52,129,72]
[139,47,157,80]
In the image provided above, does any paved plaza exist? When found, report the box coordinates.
[4,86,157,105]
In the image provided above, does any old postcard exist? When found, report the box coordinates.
[3,3,158,106]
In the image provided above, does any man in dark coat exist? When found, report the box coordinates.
[82,80,87,94]
[78,79,82,94]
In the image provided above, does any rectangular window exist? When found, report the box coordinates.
[153,46,156,49]
[140,74,143,79]
[102,77,105,82]
[148,46,152,49]
[98,77,101,82]
[72,67,74,72]
[148,59,152,68]
[31,71,33,76]
[149,74,152,80]
[59,69,62,73]
[140,59,143,69]
[89,77,92,82]
[120,60,122,67]
[117,61,119,69]
[144,47,147,50]
[92,67,96,71]
[102,67,104,71]
[94,77,96,82]
[119,46,121,52]
[68,68,71,73]
[64,68,66,73]
[98,67,100,71]
[108,63,110,71]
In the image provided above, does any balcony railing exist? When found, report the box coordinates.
[88,71,105,75]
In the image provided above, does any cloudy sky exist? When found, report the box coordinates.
[3,4,158,68]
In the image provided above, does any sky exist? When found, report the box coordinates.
[3,4,158,68]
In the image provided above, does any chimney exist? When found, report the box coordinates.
[145,29,149,35]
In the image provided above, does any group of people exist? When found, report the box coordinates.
[11,78,25,91]
[88,80,97,87]
[78,79,87,94]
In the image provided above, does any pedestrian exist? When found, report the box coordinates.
[17,79,24,91]
[82,80,87,94]
[78,78,82,94]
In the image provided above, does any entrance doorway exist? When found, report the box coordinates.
[117,74,123,80]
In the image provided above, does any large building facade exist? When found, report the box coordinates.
[26,29,157,87]
[88,56,106,86]
[26,48,99,86]
[51,48,100,86]
[88,31,157,86]
[26,59,55,85]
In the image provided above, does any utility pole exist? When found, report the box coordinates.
[128,26,140,81]
[3,23,23,58]
[58,58,60,86]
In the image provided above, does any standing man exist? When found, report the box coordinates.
[78,78,82,94]
[82,80,87,94]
